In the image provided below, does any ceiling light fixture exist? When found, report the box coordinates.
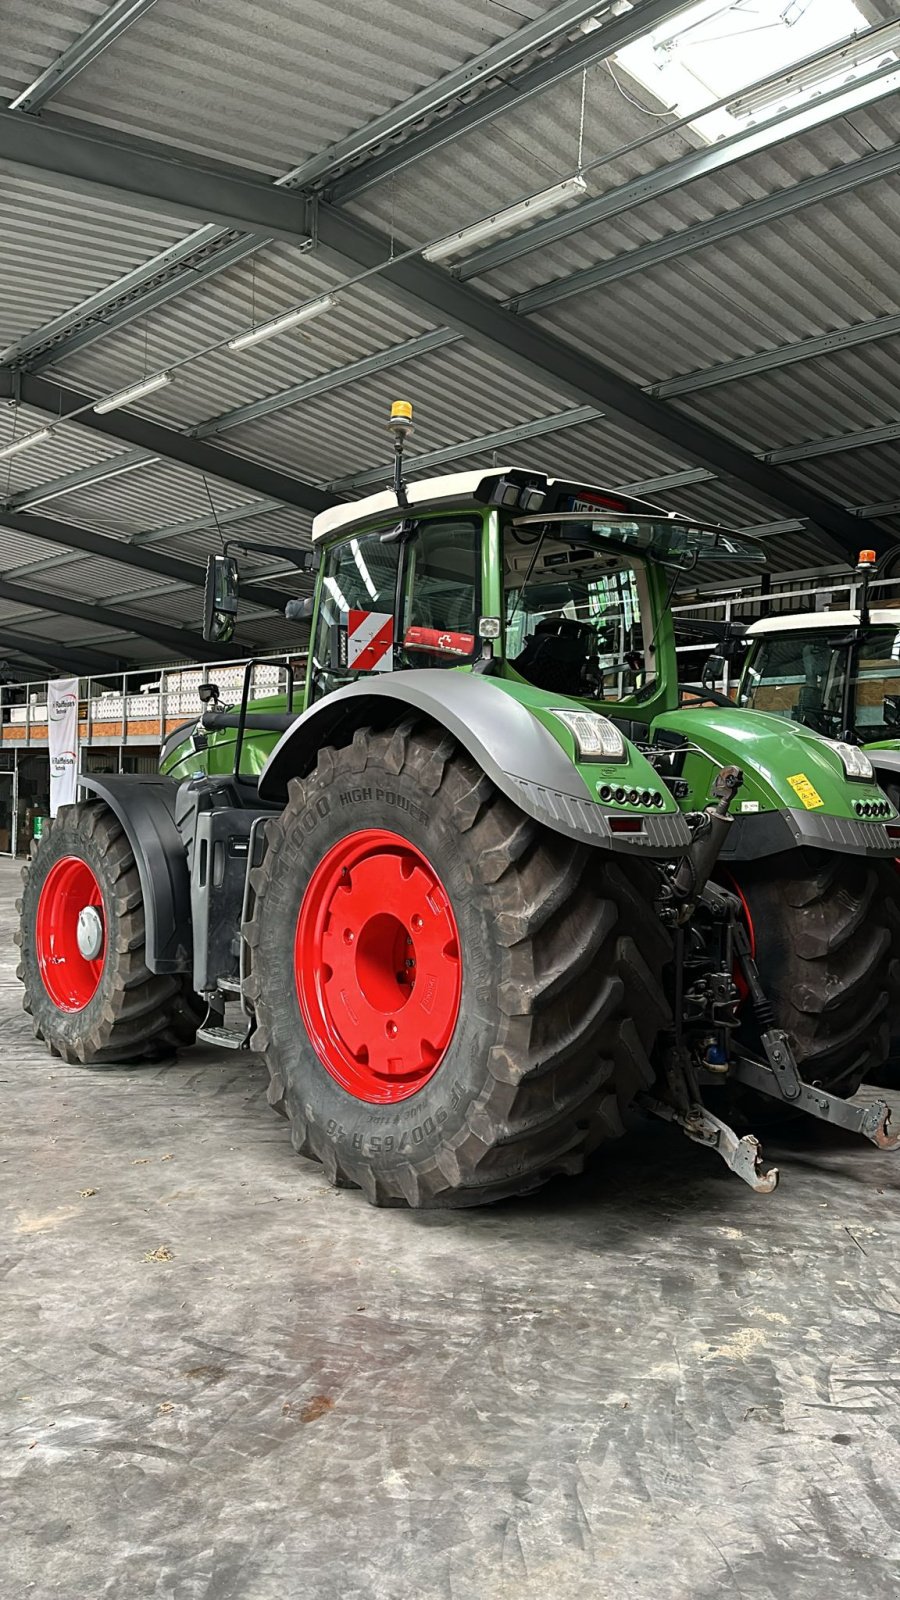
[227,293,336,353]
[93,371,172,414]
[422,176,588,263]
[0,428,52,462]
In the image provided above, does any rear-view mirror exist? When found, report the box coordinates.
[701,653,726,687]
[203,555,239,643]
[285,597,314,622]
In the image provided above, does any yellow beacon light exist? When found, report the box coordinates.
[388,399,413,433]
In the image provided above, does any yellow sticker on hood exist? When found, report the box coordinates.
[788,772,824,810]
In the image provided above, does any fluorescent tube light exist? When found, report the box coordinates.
[227,293,336,353]
[0,428,52,462]
[422,176,588,263]
[93,371,171,414]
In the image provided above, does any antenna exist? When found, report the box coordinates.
[387,399,413,509]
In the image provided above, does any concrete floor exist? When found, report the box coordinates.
[3,856,900,1599]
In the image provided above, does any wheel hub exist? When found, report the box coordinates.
[76,904,105,961]
[294,828,462,1104]
[35,856,106,1013]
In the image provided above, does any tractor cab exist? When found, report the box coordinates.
[738,609,900,746]
[303,462,766,724]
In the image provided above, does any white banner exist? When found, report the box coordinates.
[48,677,80,816]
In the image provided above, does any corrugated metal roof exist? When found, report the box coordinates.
[0,173,202,352]
[667,332,900,455]
[1,0,110,103]
[34,0,551,175]
[3,0,900,669]
[44,246,436,427]
[345,56,708,249]
[218,339,576,483]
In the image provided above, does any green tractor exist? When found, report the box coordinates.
[729,551,900,806]
[17,407,900,1204]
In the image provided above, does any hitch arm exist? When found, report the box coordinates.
[639,1093,779,1193]
[729,1053,900,1149]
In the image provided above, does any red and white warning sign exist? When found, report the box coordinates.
[347,609,394,672]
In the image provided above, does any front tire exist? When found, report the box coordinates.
[244,723,672,1208]
[17,800,200,1064]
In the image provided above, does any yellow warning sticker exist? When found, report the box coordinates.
[787,772,824,810]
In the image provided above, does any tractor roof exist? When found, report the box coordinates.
[311,468,669,545]
[745,609,900,637]
[313,470,509,543]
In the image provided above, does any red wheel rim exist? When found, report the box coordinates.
[295,828,462,1104]
[35,856,106,1012]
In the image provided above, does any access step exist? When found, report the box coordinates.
[196,1022,251,1051]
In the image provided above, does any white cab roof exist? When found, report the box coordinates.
[312,470,513,544]
[745,609,900,637]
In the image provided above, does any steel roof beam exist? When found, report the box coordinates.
[327,0,692,202]
[765,421,900,464]
[4,450,156,510]
[3,499,286,585]
[331,406,604,491]
[1,229,256,370]
[9,0,160,113]
[0,109,313,245]
[195,329,461,437]
[0,627,123,674]
[650,311,900,399]
[0,575,236,660]
[312,202,887,557]
[0,369,335,515]
[0,508,294,613]
[511,141,900,314]
[460,58,900,279]
[280,0,633,190]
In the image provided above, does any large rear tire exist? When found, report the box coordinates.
[244,723,672,1208]
[17,800,200,1064]
[729,848,897,1092]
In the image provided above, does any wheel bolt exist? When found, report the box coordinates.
[386,1020,398,1038]
[343,929,354,944]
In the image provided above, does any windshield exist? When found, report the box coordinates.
[310,517,480,701]
[504,532,657,703]
[739,625,900,740]
[512,508,766,567]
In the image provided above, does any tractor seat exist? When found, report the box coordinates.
[513,617,597,696]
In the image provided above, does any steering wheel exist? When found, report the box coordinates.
[680,683,734,708]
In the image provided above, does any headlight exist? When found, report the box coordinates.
[832,741,873,781]
[549,709,626,763]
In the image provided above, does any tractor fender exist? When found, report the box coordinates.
[868,748,900,790]
[78,774,192,975]
[258,671,690,856]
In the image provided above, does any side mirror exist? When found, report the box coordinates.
[701,653,726,688]
[202,555,239,643]
[285,597,314,622]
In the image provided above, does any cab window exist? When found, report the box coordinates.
[504,537,656,703]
